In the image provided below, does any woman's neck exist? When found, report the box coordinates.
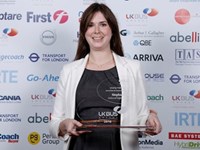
[86,50,115,70]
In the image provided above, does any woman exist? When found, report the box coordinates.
[49,3,162,150]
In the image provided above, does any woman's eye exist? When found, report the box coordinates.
[88,23,94,27]
[101,23,107,27]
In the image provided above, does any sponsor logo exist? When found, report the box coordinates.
[29,53,39,62]
[133,40,152,46]
[30,89,56,106]
[28,113,51,124]
[147,94,164,101]
[27,10,69,24]
[41,133,60,145]
[175,49,200,65]
[29,53,69,63]
[144,73,164,82]
[0,95,21,103]
[133,54,164,61]
[174,112,200,126]
[139,139,163,145]
[27,74,59,82]
[3,28,18,36]
[125,13,148,26]
[0,12,22,20]
[132,30,164,38]
[143,8,158,16]
[0,133,19,143]
[40,30,56,45]
[174,141,200,149]
[183,74,200,83]
[53,10,69,24]
[169,132,200,140]
[190,90,200,99]
[175,9,190,25]
[28,132,40,145]
[28,132,60,145]
[0,54,24,62]
[170,74,200,84]
[170,32,200,43]
[0,70,18,83]
[169,74,181,84]
[0,114,21,122]
[172,95,195,103]
[120,29,131,36]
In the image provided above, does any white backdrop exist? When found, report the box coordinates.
[0,0,200,149]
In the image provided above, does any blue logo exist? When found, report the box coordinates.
[170,74,181,84]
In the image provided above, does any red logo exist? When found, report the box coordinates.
[169,132,200,140]
[53,10,69,24]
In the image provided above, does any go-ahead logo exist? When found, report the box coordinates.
[27,10,69,24]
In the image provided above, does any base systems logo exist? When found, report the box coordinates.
[169,132,200,140]
[175,49,200,65]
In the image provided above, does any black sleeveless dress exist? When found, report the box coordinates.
[69,67,122,150]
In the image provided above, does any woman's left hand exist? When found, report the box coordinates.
[145,109,162,135]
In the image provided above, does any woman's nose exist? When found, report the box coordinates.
[94,25,100,34]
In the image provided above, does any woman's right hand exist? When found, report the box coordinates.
[58,119,91,137]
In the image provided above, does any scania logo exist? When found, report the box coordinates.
[0,95,21,101]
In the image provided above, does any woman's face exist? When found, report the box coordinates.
[85,11,112,51]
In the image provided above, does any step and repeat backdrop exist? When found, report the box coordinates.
[0,0,199,149]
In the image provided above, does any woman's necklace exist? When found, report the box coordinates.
[88,57,114,68]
